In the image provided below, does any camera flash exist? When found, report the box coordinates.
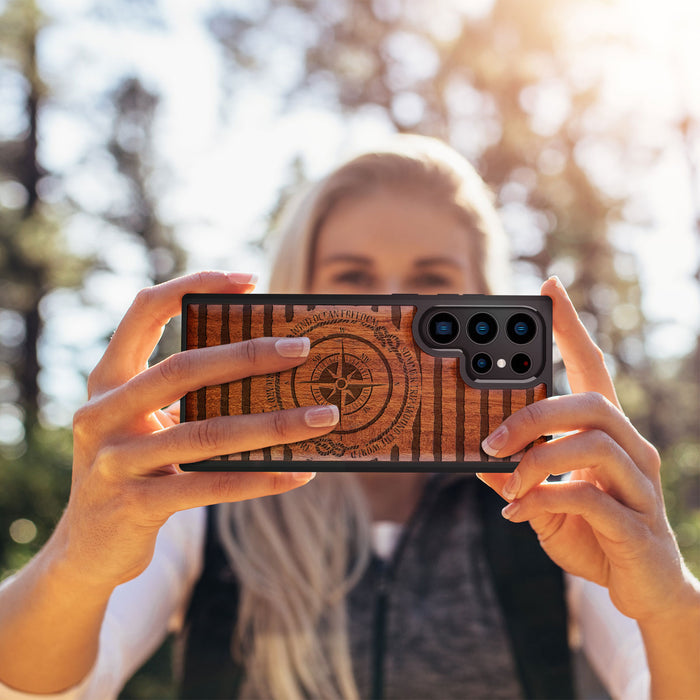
[497,358,506,368]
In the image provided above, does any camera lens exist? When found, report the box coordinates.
[507,313,537,344]
[511,353,532,374]
[428,312,459,344]
[467,313,497,344]
[472,353,492,374]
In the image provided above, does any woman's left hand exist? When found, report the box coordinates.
[477,276,697,625]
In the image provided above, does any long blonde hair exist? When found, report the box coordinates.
[216,135,508,700]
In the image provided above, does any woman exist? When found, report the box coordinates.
[0,136,697,700]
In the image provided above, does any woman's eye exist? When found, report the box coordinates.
[332,270,375,287]
[411,273,452,289]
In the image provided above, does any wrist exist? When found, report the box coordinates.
[637,566,700,633]
[42,513,119,598]
[636,568,700,700]
[43,549,117,603]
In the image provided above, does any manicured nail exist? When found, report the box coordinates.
[227,272,258,285]
[475,472,486,483]
[292,472,316,482]
[549,275,565,293]
[305,404,339,428]
[275,337,310,358]
[502,471,521,500]
[481,424,508,456]
[501,501,520,520]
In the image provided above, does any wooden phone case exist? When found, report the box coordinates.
[180,294,551,472]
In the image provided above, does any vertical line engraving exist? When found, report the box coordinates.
[412,401,422,461]
[263,304,273,337]
[480,390,490,461]
[456,370,465,462]
[220,304,230,416]
[197,303,208,420]
[433,356,443,461]
[241,305,252,460]
[391,306,401,329]
[503,389,512,421]
[262,305,272,461]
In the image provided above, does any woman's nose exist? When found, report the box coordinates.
[376,277,404,295]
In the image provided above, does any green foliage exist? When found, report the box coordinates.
[656,345,700,576]
[0,422,72,579]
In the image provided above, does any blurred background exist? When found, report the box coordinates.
[0,0,698,696]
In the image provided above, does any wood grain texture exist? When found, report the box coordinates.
[184,303,546,464]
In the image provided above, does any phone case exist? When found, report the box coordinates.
[180,294,552,472]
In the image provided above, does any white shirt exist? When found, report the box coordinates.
[0,507,650,700]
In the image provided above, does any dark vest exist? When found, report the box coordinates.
[175,480,574,699]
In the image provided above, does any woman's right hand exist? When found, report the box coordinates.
[54,271,338,590]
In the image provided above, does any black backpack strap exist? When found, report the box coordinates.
[176,504,245,699]
[477,482,576,699]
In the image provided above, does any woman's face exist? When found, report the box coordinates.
[309,190,481,295]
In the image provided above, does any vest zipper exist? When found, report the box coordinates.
[371,560,389,700]
[368,476,444,700]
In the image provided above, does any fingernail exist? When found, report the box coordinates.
[501,501,520,520]
[305,404,339,428]
[292,472,316,482]
[475,472,486,483]
[227,272,258,285]
[549,275,565,292]
[275,337,310,358]
[481,424,508,456]
[502,470,521,500]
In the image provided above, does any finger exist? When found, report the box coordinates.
[99,404,340,476]
[480,392,659,477]
[541,276,621,409]
[90,271,257,394]
[106,337,311,422]
[145,469,317,515]
[500,479,641,546]
[475,472,511,502]
[496,430,654,512]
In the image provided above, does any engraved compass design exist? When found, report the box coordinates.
[291,335,393,434]
[265,307,421,459]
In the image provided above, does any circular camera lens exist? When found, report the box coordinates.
[511,353,532,374]
[467,313,498,344]
[507,313,537,344]
[428,311,459,344]
[472,353,492,374]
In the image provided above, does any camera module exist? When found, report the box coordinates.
[511,353,532,374]
[467,312,497,344]
[428,311,459,344]
[506,313,537,344]
[471,353,493,374]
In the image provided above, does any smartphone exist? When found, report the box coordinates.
[179,294,551,472]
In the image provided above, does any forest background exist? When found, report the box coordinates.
[0,0,699,697]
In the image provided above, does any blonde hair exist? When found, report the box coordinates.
[216,135,509,699]
[216,474,371,700]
